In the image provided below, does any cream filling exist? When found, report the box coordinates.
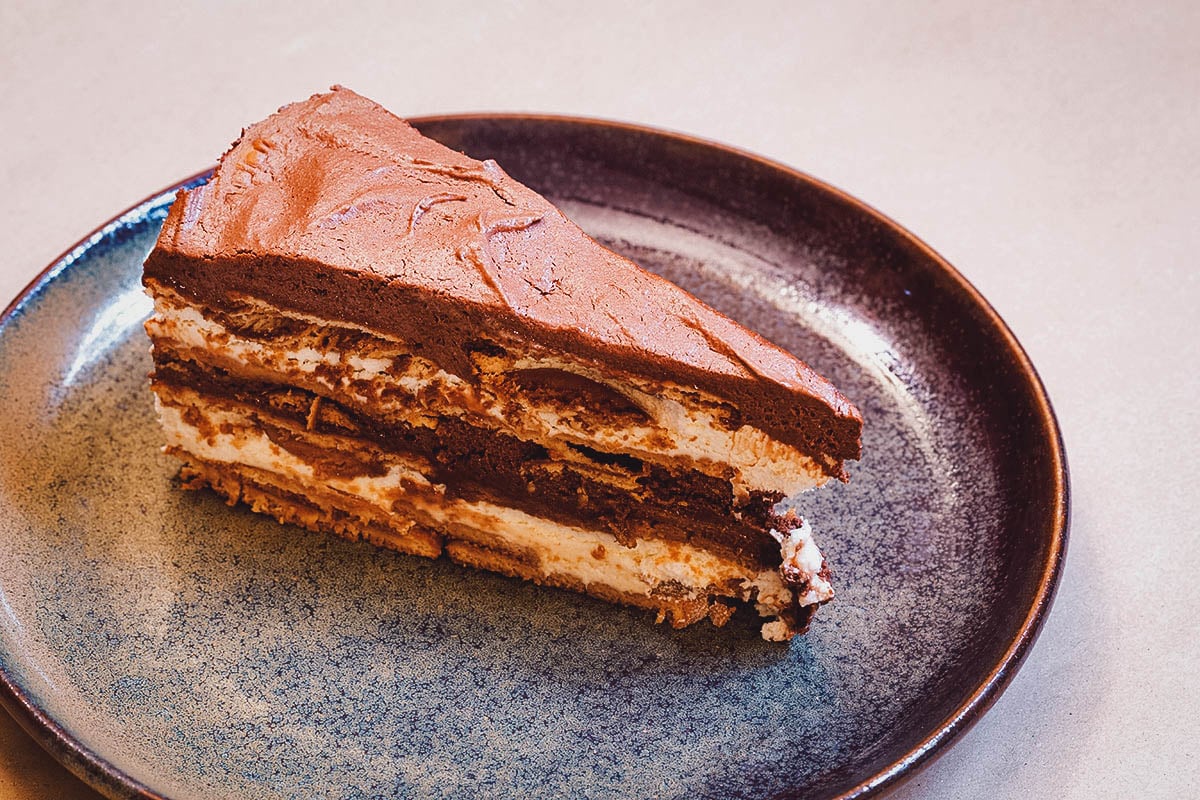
[155,401,831,637]
[146,294,828,497]
[509,354,827,498]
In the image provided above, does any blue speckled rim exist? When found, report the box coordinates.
[0,115,1068,800]
[0,177,202,800]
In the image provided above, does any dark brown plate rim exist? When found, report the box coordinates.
[0,113,1068,800]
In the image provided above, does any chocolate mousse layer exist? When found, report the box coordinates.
[142,86,861,475]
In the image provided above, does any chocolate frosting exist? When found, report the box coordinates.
[144,87,861,471]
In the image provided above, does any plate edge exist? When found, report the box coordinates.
[0,115,1071,800]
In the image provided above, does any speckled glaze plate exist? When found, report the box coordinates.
[0,117,1067,800]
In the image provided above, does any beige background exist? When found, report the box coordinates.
[2,2,1198,797]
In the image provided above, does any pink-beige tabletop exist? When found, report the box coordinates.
[0,3,1197,799]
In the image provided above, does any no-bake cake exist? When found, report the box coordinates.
[143,87,862,639]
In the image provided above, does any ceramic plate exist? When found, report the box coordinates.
[0,117,1067,799]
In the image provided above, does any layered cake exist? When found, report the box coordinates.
[143,87,862,640]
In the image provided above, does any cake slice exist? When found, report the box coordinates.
[143,87,862,640]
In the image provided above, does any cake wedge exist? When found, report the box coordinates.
[143,87,862,640]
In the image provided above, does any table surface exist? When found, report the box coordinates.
[1,2,1197,798]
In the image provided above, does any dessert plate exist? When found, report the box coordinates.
[0,116,1067,799]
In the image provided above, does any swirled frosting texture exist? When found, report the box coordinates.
[145,87,861,471]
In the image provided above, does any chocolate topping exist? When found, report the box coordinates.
[143,87,862,470]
